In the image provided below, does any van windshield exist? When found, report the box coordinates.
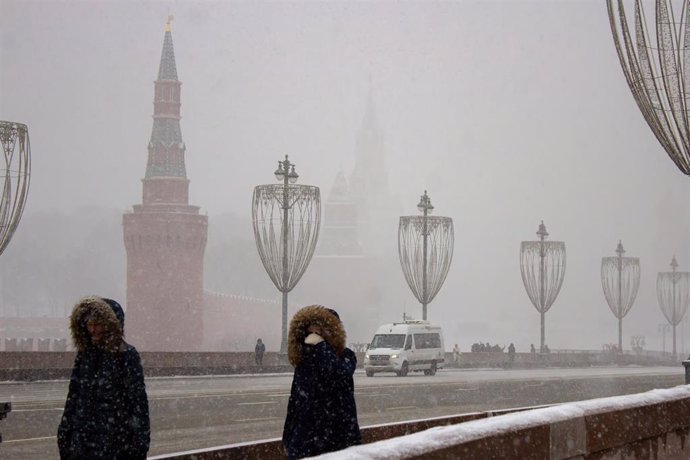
[369,334,405,350]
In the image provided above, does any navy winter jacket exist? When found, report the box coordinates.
[57,297,150,460]
[283,341,361,458]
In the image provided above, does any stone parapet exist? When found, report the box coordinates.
[448,351,678,369]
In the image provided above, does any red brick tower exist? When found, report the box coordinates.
[122,20,208,351]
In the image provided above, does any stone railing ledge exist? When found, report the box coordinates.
[314,385,690,459]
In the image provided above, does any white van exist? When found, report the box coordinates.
[363,320,444,377]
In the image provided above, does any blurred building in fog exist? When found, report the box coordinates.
[298,169,380,343]
[294,88,412,343]
[348,89,401,258]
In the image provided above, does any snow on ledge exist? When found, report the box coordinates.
[312,385,690,460]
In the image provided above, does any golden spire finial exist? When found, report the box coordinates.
[165,14,174,32]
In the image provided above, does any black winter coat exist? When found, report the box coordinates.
[283,341,361,459]
[57,345,150,459]
[58,296,150,460]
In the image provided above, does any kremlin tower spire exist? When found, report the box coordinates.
[349,86,388,201]
[123,19,208,351]
[348,85,395,256]
[143,15,189,205]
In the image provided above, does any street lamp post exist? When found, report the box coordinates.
[0,121,31,444]
[657,256,690,360]
[607,1,690,177]
[252,155,320,354]
[658,323,671,356]
[520,221,566,353]
[0,121,31,257]
[608,0,690,372]
[419,191,432,319]
[398,191,454,321]
[683,314,688,357]
[601,240,640,353]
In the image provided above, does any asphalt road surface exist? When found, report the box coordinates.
[0,366,684,459]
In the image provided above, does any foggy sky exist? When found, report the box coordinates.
[1,0,689,352]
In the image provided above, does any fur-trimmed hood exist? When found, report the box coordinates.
[69,296,125,352]
[288,305,346,367]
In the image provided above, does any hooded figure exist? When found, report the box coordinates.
[255,338,266,365]
[282,305,361,459]
[57,296,150,460]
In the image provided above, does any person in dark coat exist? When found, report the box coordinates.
[508,343,516,362]
[57,296,150,460]
[255,338,266,366]
[282,305,361,459]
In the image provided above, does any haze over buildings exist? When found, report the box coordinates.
[1,1,689,353]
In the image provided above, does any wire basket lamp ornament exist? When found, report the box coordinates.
[398,190,454,321]
[520,221,566,353]
[252,155,320,354]
[607,0,690,177]
[601,240,640,353]
[0,121,31,258]
[657,256,690,360]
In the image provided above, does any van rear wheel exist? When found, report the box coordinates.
[366,370,374,377]
[397,361,409,377]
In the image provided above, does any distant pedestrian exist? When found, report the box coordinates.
[530,343,536,354]
[283,305,361,459]
[543,344,550,354]
[508,343,516,362]
[255,338,266,366]
[57,296,150,460]
[452,343,460,365]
